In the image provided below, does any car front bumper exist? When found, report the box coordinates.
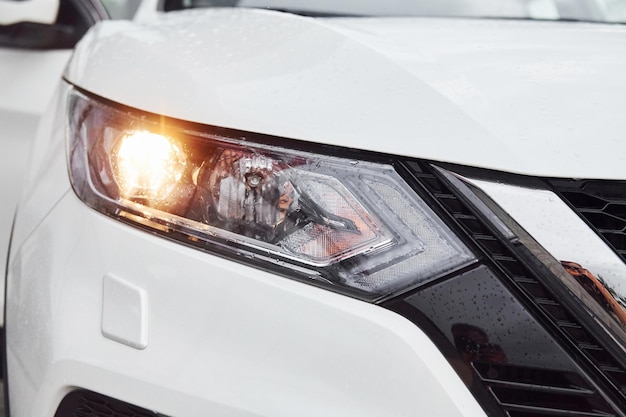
[6,187,486,416]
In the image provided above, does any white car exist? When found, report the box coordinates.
[2,0,626,416]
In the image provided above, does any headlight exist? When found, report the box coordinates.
[67,89,475,301]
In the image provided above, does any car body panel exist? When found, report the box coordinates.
[65,9,626,180]
[8,197,486,416]
[0,48,72,325]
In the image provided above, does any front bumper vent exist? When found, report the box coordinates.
[54,390,167,417]
[475,362,616,416]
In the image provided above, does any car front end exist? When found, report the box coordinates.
[5,2,626,416]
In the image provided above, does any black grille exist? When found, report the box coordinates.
[55,390,167,417]
[421,165,626,400]
[551,179,626,262]
[389,161,626,416]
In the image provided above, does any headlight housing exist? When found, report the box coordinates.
[67,89,475,301]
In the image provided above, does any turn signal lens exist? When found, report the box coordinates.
[67,89,475,300]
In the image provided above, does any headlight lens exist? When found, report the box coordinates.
[67,89,475,300]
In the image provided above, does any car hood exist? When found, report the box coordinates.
[65,9,626,179]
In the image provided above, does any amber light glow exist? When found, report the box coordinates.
[113,131,187,204]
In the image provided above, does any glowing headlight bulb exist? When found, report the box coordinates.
[113,131,187,206]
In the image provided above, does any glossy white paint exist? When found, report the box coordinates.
[8,197,487,417]
[0,48,71,326]
[65,9,626,180]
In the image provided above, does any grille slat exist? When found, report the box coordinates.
[484,379,595,396]
[475,362,616,416]
[502,403,616,417]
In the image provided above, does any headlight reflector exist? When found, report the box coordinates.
[113,130,188,205]
[67,89,475,300]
